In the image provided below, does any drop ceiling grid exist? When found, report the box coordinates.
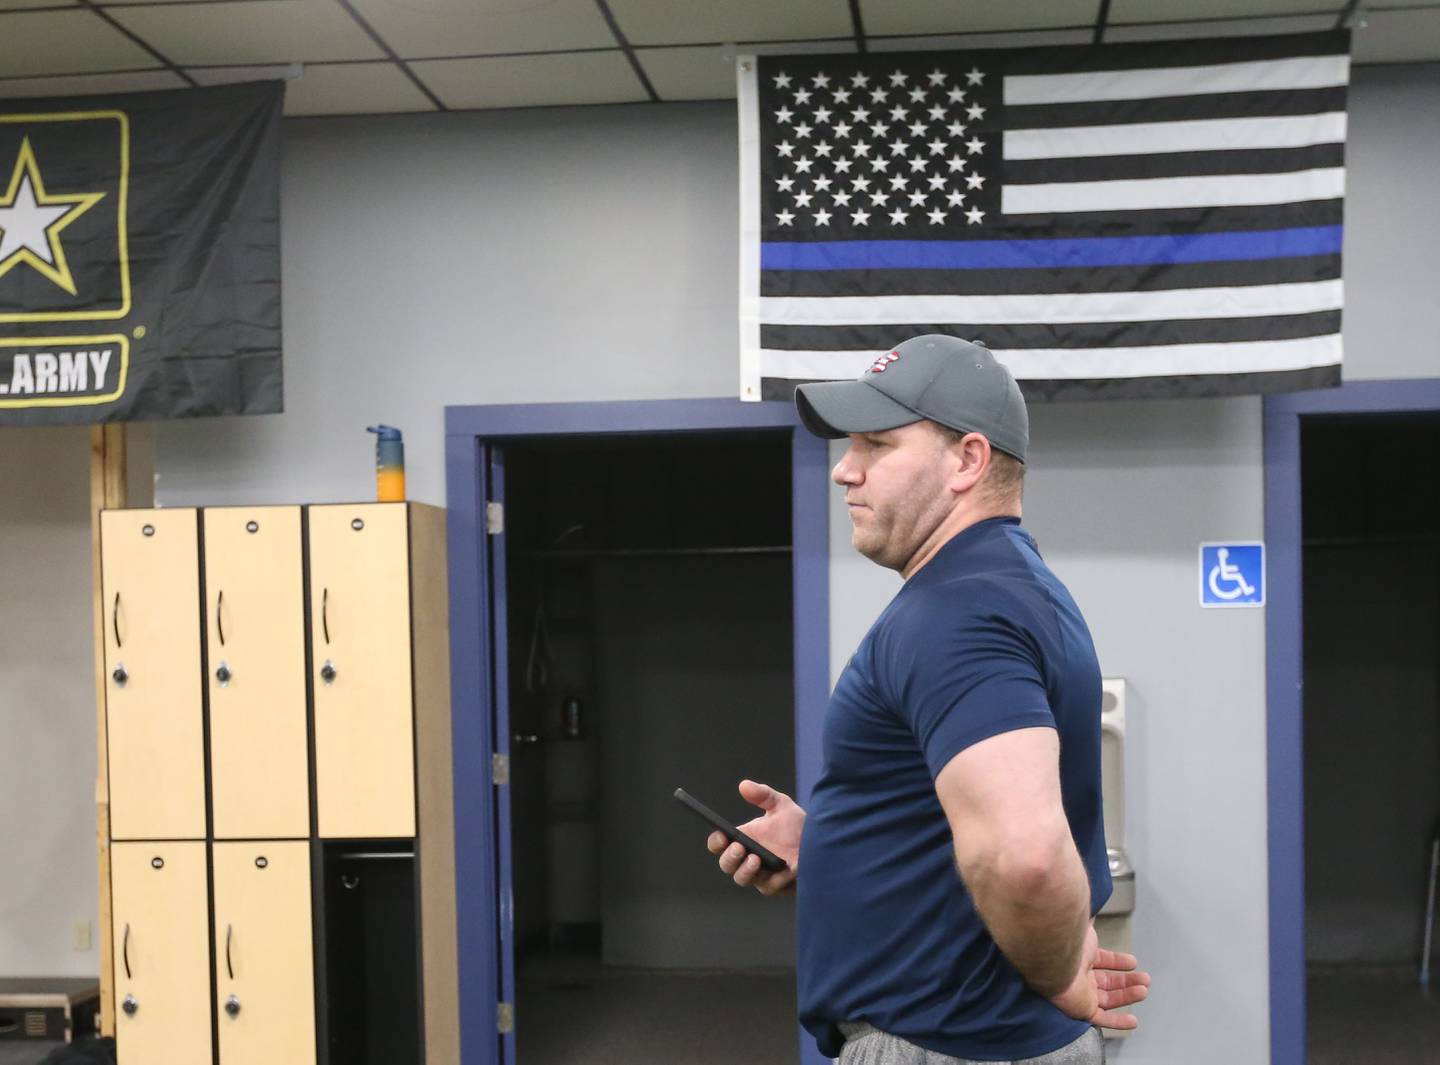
[0,1,1436,114]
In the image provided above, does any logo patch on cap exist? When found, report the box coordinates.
[868,351,901,374]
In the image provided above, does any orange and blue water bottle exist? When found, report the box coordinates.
[367,424,406,501]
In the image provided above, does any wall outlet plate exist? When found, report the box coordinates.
[72,920,91,951]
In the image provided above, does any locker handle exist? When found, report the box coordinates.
[122,922,131,979]
[112,592,122,649]
[217,589,226,647]
[226,923,234,980]
[322,587,330,645]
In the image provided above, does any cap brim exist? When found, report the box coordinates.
[794,379,923,439]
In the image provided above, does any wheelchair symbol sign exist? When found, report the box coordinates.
[1200,542,1265,607]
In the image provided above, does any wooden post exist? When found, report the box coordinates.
[90,423,127,1039]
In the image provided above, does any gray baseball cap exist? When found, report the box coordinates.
[794,334,1029,462]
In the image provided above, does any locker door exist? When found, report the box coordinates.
[308,503,416,838]
[213,841,316,1065]
[101,509,205,840]
[111,842,211,1065]
[205,507,309,838]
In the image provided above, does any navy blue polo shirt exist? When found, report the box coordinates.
[797,516,1111,1061]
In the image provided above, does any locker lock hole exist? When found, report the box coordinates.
[351,518,364,531]
[255,856,268,869]
[246,521,259,533]
[141,524,155,537]
[151,857,164,870]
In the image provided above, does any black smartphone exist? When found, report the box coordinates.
[674,787,788,873]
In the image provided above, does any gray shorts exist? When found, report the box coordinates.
[836,1022,1105,1065]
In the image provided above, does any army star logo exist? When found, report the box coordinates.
[0,137,106,296]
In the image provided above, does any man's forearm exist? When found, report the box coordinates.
[959,836,1091,997]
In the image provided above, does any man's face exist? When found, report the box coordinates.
[832,421,957,573]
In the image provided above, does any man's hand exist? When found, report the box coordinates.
[1047,924,1151,1030]
[707,779,804,896]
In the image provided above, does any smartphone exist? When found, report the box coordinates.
[674,787,788,873]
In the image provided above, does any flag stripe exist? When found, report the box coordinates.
[991,199,1343,238]
[761,365,1341,403]
[1005,144,1345,185]
[760,226,1341,271]
[760,253,1341,297]
[1001,30,1348,76]
[1003,112,1345,161]
[759,279,1342,325]
[761,311,1341,352]
[1001,168,1344,215]
[759,333,1340,380]
[1006,86,1348,131]
[1004,55,1349,106]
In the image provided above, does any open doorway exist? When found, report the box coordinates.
[444,398,831,1065]
[1301,414,1440,1064]
[503,431,798,1065]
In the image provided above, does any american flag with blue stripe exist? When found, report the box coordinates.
[738,31,1349,402]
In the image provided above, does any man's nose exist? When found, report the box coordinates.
[832,446,862,486]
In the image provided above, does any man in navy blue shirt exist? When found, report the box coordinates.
[705,335,1150,1063]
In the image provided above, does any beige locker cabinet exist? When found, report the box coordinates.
[213,841,316,1065]
[110,842,212,1065]
[205,507,310,839]
[308,503,416,839]
[101,510,206,841]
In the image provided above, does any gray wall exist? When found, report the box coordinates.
[593,555,795,970]
[2,56,1434,1063]
[0,427,99,977]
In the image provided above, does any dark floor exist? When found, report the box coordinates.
[1307,965,1440,1065]
[516,952,799,1065]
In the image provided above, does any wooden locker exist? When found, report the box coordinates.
[205,507,310,838]
[110,842,211,1065]
[307,503,416,838]
[101,510,205,840]
[213,841,316,1065]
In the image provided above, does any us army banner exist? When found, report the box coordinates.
[0,81,282,424]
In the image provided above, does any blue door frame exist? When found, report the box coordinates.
[444,398,832,1065]
[1263,377,1440,1065]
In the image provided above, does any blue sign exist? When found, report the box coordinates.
[1200,542,1265,607]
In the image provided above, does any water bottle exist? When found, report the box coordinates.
[367,425,405,501]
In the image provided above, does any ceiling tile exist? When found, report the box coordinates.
[413,50,647,109]
[1104,15,1339,43]
[0,9,159,76]
[869,28,1092,52]
[607,0,853,47]
[107,0,385,65]
[191,61,436,114]
[0,69,186,97]
[1109,0,1334,24]
[344,0,614,59]
[862,0,1097,37]
[1367,0,1440,7]
[1352,7,1440,63]
[637,46,735,101]
[0,0,77,7]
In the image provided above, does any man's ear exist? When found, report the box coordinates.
[946,432,991,494]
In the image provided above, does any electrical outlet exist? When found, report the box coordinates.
[72,920,91,951]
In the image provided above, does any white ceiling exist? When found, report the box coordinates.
[0,0,1434,116]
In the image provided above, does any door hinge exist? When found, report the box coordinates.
[486,501,505,535]
[497,1001,515,1034]
[492,753,510,786]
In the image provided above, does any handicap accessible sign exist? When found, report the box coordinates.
[1200,542,1265,607]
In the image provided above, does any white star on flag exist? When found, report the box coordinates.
[965,206,985,224]
[965,67,985,85]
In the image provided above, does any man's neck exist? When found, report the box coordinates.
[901,501,1022,580]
